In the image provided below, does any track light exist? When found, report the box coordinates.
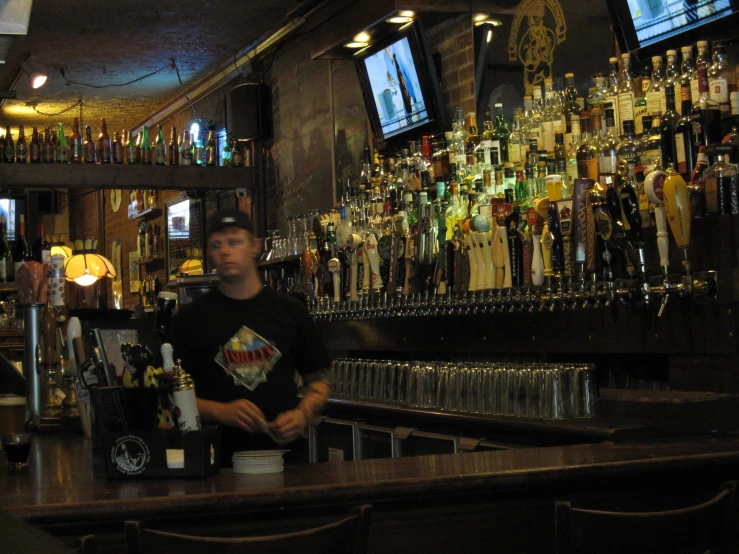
[21,59,46,89]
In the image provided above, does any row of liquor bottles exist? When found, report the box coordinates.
[0,220,52,284]
[357,42,738,205]
[0,118,248,166]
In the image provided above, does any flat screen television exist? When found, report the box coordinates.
[355,22,447,147]
[608,0,739,56]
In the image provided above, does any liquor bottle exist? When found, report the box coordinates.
[599,107,619,179]
[155,125,166,165]
[577,112,599,181]
[664,50,682,116]
[16,126,28,163]
[70,118,82,163]
[33,224,50,264]
[82,125,96,164]
[4,127,13,163]
[29,127,41,163]
[565,126,579,192]
[691,63,722,153]
[660,85,680,170]
[637,116,654,170]
[591,107,603,149]
[94,119,110,163]
[541,79,555,153]
[703,144,737,215]
[617,120,638,177]
[646,55,666,117]
[675,79,695,180]
[0,216,12,283]
[13,214,30,278]
[205,129,217,166]
[634,70,651,136]
[359,144,371,195]
[194,130,206,166]
[0,130,5,164]
[126,130,138,164]
[605,58,621,135]
[587,75,607,127]
[493,103,509,163]
[688,146,709,218]
[563,73,582,148]
[508,112,525,166]
[554,132,569,196]
[140,126,152,165]
[464,113,480,168]
[680,45,695,101]
[112,132,124,164]
[708,41,732,118]
[691,41,711,103]
[57,123,68,163]
[181,130,193,165]
[645,115,663,173]
[531,87,544,149]
[618,53,637,138]
[168,127,179,166]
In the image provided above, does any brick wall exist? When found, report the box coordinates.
[427,15,476,122]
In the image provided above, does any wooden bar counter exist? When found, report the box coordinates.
[2,434,739,553]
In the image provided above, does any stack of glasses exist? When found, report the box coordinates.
[330,360,597,420]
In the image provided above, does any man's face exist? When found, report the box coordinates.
[207,227,257,280]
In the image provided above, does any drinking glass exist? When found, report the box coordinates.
[571,364,597,418]
[2,433,31,470]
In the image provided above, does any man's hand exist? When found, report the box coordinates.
[215,399,265,433]
[269,409,307,445]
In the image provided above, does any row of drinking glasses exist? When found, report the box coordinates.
[260,211,323,262]
[330,359,597,420]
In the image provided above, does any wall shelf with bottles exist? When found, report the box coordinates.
[257,254,302,268]
[129,208,162,221]
[0,164,255,191]
[0,283,18,293]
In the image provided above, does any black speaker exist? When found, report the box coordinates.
[227,83,272,141]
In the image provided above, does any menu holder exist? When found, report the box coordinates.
[91,387,220,479]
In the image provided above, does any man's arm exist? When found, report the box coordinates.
[197,397,266,433]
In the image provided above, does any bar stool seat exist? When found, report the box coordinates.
[123,504,372,554]
[554,481,736,554]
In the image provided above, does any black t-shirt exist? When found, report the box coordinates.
[171,286,330,462]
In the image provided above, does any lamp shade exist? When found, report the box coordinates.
[50,244,73,258]
[64,252,116,286]
[178,259,203,276]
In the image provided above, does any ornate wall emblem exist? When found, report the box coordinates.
[508,0,567,94]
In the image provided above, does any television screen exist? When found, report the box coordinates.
[625,0,733,48]
[0,200,16,242]
[362,36,430,139]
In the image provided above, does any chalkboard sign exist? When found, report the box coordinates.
[271,36,333,229]
[333,59,370,202]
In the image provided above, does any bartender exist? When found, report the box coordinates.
[172,209,331,464]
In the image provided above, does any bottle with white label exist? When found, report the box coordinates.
[617,53,636,137]
[664,50,682,116]
[599,107,619,178]
[691,41,711,104]
[647,56,666,117]
[680,45,695,97]
[531,87,544,150]
[708,41,732,118]
[541,78,555,153]
[605,58,621,135]
[508,112,525,165]
[634,73,651,136]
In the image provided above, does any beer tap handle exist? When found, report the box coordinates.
[472,232,487,290]
[663,168,692,279]
[365,232,383,291]
[532,234,544,286]
[465,234,478,291]
[403,235,414,296]
[645,171,670,275]
[350,252,359,302]
[328,258,341,303]
[301,248,316,304]
[541,221,553,278]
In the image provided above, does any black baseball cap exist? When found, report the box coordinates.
[208,208,254,236]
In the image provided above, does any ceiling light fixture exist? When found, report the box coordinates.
[475,19,503,27]
[399,10,415,17]
[353,31,371,43]
[344,41,369,49]
[387,16,413,24]
[21,58,46,89]
[473,13,489,23]
[64,239,116,287]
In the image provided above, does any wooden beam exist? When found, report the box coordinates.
[0,164,255,191]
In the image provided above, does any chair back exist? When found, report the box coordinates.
[125,504,372,554]
[555,481,736,554]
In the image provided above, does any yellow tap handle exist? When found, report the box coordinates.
[663,168,691,250]
[541,221,553,277]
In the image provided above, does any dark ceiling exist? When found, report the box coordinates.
[0,0,302,135]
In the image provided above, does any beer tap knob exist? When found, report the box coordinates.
[328,258,341,304]
[347,233,363,302]
[645,170,672,317]
[364,231,383,292]
[663,165,693,293]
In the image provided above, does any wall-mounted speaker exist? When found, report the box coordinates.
[226,83,272,142]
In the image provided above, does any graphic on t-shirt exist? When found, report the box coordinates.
[214,326,282,391]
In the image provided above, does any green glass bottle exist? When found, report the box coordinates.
[205,129,217,166]
[57,123,68,163]
[155,125,166,165]
[492,103,510,163]
[126,130,138,164]
[222,136,233,167]
[140,126,152,165]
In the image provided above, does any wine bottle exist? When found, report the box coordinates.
[13,214,30,277]
[0,215,13,283]
[33,223,50,264]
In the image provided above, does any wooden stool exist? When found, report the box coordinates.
[122,504,372,554]
[554,481,736,554]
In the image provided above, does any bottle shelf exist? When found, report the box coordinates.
[0,164,256,191]
[129,208,162,221]
[0,283,18,293]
